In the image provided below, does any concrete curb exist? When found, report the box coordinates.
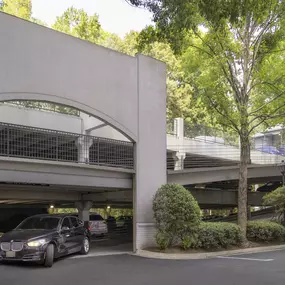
[134,244,285,260]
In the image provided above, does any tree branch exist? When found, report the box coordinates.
[249,90,285,116]
[203,91,240,134]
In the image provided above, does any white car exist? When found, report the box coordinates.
[89,214,108,236]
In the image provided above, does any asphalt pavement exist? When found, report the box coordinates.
[1,249,285,285]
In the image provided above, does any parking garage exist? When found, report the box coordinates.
[0,11,167,251]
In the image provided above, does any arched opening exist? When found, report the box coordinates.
[0,99,134,169]
[0,99,134,253]
[0,92,137,142]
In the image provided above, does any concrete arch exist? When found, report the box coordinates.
[0,92,136,142]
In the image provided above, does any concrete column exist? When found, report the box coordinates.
[134,54,167,251]
[75,201,92,227]
[76,136,93,163]
[174,118,184,139]
[172,151,186,170]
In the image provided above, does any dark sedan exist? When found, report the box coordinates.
[0,214,90,267]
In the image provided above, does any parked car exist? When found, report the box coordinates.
[116,216,133,229]
[89,213,108,236]
[0,214,90,267]
[257,181,282,192]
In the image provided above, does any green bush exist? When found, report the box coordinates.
[247,220,285,242]
[155,230,170,250]
[195,222,242,249]
[153,184,201,248]
[181,235,194,250]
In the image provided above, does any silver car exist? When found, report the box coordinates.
[89,214,108,236]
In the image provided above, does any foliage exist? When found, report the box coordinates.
[247,220,285,242]
[52,7,101,44]
[0,0,44,24]
[181,235,195,250]
[155,230,170,250]
[195,222,242,249]
[263,187,285,224]
[0,0,31,20]
[129,0,285,241]
[51,207,133,219]
[153,184,201,247]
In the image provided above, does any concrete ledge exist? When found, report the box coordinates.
[135,244,285,260]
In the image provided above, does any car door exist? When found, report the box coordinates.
[70,216,84,250]
[59,217,74,254]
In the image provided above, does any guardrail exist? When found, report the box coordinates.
[0,122,134,169]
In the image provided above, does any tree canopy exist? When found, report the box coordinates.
[52,7,101,44]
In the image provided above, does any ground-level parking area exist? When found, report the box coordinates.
[1,249,285,284]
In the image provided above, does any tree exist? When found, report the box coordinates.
[0,0,31,20]
[52,7,101,44]
[263,186,285,225]
[128,0,285,242]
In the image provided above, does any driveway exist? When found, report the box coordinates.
[1,250,285,285]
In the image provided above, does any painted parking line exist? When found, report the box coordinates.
[216,256,274,262]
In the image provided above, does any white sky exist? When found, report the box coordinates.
[32,0,153,37]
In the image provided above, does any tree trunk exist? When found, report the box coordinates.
[238,116,250,244]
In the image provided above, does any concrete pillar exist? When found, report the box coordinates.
[172,151,186,170]
[76,136,93,163]
[134,54,167,251]
[174,118,184,139]
[75,201,92,227]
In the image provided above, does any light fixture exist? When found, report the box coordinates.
[49,205,54,209]
[107,205,111,209]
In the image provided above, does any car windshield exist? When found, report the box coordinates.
[16,216,60,230]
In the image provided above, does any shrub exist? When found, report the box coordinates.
[181,235,194,250]
[195,222,242,249]
[247,220,285,242]
[153,184,201,248]
[155,230,170,250]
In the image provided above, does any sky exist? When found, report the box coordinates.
[32,0,153,37]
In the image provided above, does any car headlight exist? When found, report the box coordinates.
[27,239,47,247]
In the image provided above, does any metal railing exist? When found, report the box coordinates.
[166,118,176,135]
[0,122,134,169]
[184,122,239,146]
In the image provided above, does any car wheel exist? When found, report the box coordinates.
[44,244,54,268]
[80,237,90,255]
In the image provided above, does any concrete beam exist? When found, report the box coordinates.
[168,165,281,185]
[190,189,265,207]
[0,188,132,203]
[0,157,133,189]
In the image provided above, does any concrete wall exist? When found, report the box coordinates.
[0,104,130,141]
[0,12,138,141]
[0,104,82,133]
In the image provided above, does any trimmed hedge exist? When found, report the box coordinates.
[195,222,242,249]
[153,184,201,248]
[247,220,285,242]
